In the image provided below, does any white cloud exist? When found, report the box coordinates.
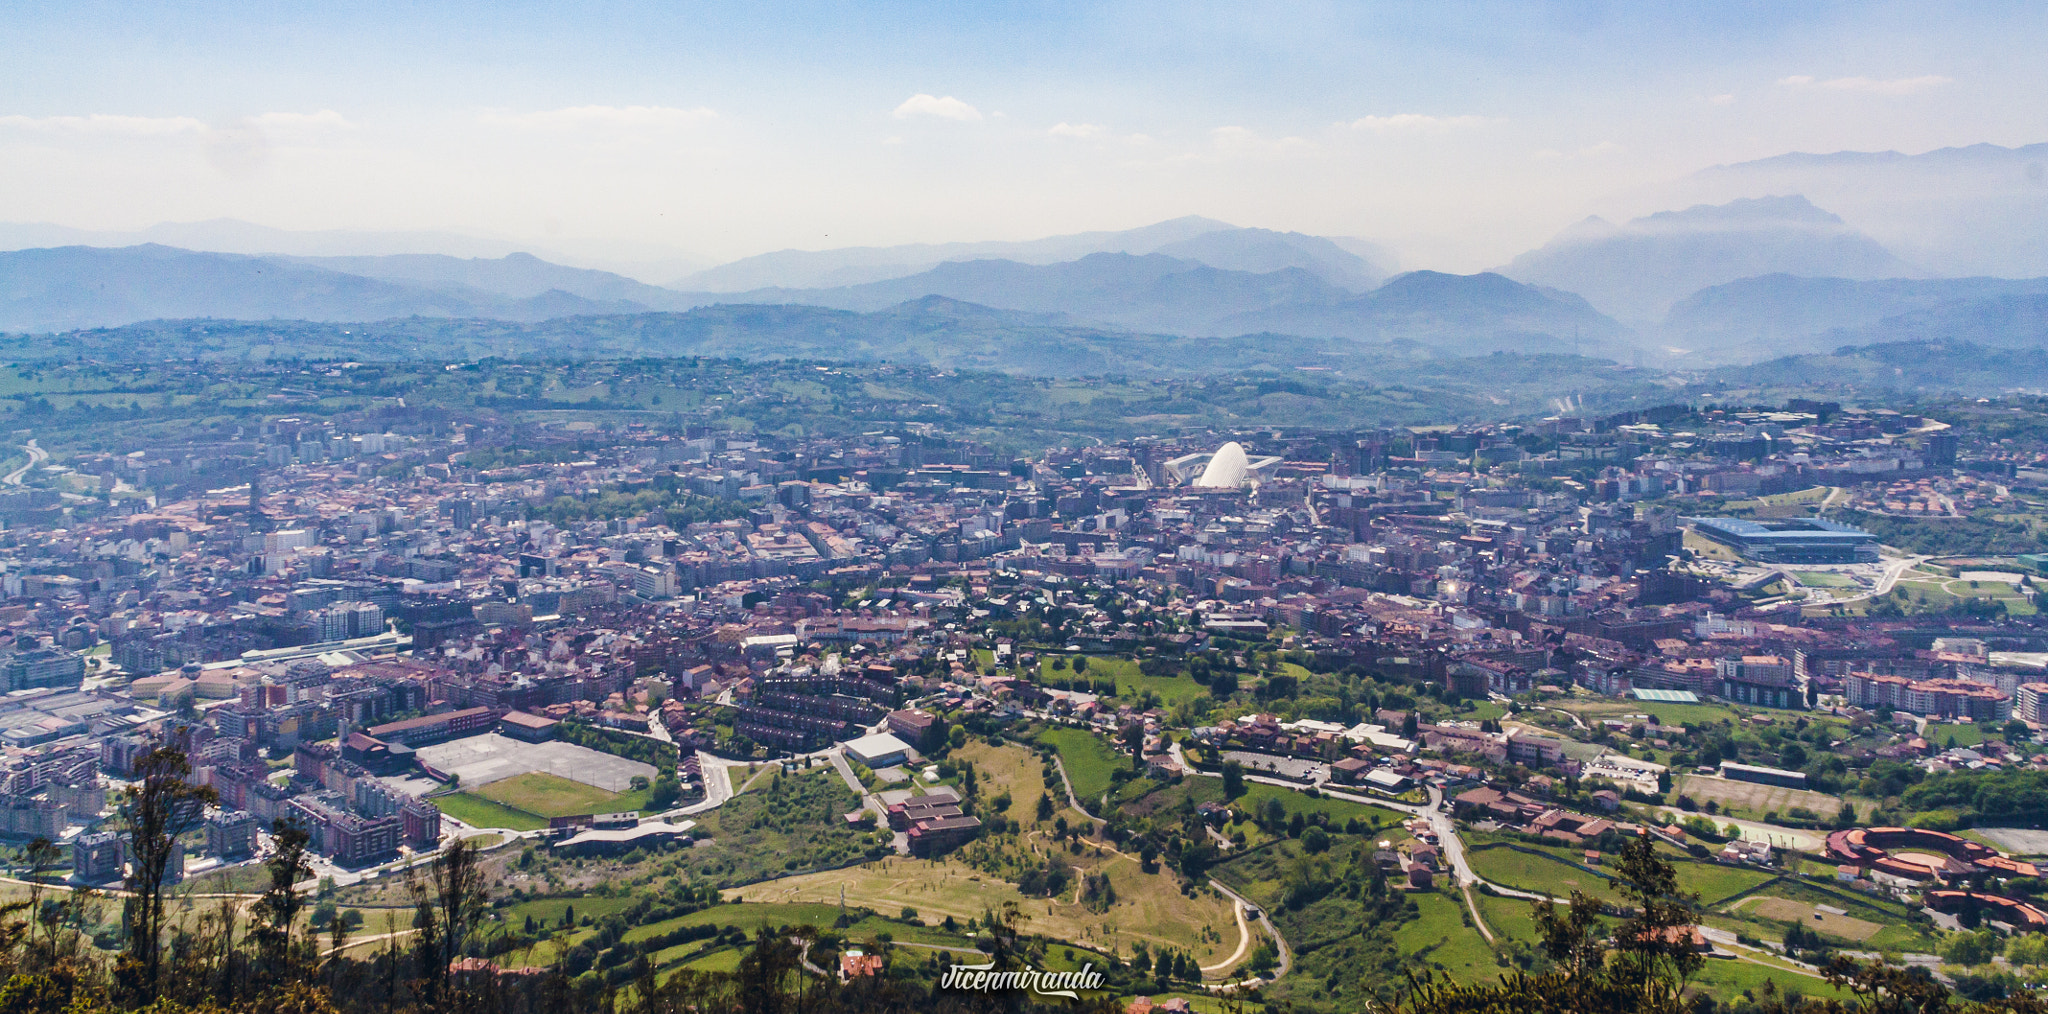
[1708,93,1736,106]
[1205,125,1315,159]
[1343,113,1490,132]
[251,110,354,131]
[1048,121,1106,138]
[1779,74,1951,95]
[482,105,718,129]
[0,113,206,135]
[892,94,982,121]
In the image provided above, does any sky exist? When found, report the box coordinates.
[1,1,2043,276]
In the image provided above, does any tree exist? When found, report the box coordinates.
[1036,793,1055,821]
[648,773,682,809]
[253,818,315,987]
[1941,929,2000,967]
[1402,712,1420,739]
[117,745,217,1003]
[1607,835,1704,1006]
[408,837,488,1012]
[2007,932,2048,967]
[1072,655,1089,674]
[1222,760,1246,799]
[1302,826,1331,854]
[1834,801,1859,829]
[1121,721,1147,770]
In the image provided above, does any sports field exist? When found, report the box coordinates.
[437,770,651,831]
[433,792,547,831]
[475,770,649,816]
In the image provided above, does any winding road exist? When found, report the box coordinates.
[4,440,46,486]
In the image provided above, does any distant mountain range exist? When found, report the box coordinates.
[0,245,652,333]
[0,242,1617,356]
[1660,275,2048,362]
[11,174,2048,376]
[1675,141,2048,278]
[672,216,1399,293]
[1499,195,1916,322]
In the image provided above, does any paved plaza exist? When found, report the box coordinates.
[412,733,657,792]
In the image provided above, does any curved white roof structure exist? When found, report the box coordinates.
[1195,441,1250,487]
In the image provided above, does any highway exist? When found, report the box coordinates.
[4,440,46,486]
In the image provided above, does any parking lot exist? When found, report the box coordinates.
[410,733,657,792]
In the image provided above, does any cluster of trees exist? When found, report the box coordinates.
[1903,769,2048,828]
[1127,940,1200,988]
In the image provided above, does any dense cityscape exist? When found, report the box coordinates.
[0,362,2044,1012]
[10,5,2048,1013]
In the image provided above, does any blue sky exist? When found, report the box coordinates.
[2,1,2041,272]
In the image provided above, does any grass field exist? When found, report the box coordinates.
[1731,897,1882,943]
[1925,722,1986,747]
[1691,952,1842,999]
[501,894,643,927]
[1241,783,1407,831]
[1708,877,1938,953]
[1881,567,2040,617]
[474,770,649,817]
[1560,699,1747,729]
[183,863,273,894]
[1474,891,1543,946]
[617,900,982,953]
[1037,726,1128,804]
[1036,655,1211,707]
[1674,774,1875,822]
[1674,863,1778,907]
[433,792,547,831]
[1401,890,1500,983]
[1466,837,1774,907]
[1684,530,1746,563]
[1790,571,1859,588]
[729,855,1241,965]
[950,740,1076,828]
[1465,845,1600,896]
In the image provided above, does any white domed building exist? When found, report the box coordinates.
[1163,441,1284,488]
[1195,441,1251,487]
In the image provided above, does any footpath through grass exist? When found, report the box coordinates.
[1037,726,1128,803]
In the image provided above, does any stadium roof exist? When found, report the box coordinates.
[1687,517,1874,543]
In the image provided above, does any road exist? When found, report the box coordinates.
[826,747,906,852]
[1199,891,1254,973]
[1206,878,1289,987]
[4,441,45,486]
[677,750,740,815]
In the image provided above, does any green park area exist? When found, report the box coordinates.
[1036,726,1130,802]
[434,771,654,832]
